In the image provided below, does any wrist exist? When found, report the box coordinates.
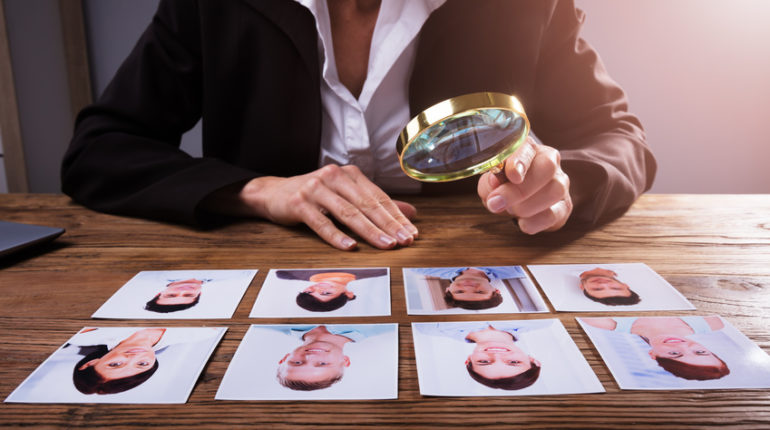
[200,176,275,219]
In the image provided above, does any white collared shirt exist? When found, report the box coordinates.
[294,0,446,193]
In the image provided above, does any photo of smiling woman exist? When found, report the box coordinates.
[411,320,603,397]
[72,328,164,394]
[91,270,257,319]
[582,316,729,380]
[578,315,770,390]
[250,268,390,317]
[6,326,226,403]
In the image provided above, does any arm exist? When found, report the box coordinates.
[478,1,656,231]
[62,0,417,250]
[62,1,259,227]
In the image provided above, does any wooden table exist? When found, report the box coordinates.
[1,193,769,428]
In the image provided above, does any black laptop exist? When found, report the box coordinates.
[0,220,65,258]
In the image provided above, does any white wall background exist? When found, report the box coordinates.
[576,0,770,193]
[4,0,770,193]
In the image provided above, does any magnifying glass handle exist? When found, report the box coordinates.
[490,163,509,185]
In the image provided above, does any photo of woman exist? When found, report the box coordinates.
[578,315,770,390]
[250,268,390,318]
[6,326,226,403]
[411,320,603,396]
[91,270,257,319]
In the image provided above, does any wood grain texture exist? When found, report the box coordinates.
[1,193,769,428]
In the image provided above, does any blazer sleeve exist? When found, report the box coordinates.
[530,1,657,225]
[61,0,258,227]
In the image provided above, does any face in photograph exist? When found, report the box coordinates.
[444,268,502,310]
[72,328,165,394]
[583,316,730,381]
[276,326,353,391]
[579,268,640,306]
[145,279,203,313]
[464,325,541,390]
[296,272,357,312]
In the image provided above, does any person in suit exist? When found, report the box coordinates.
[62,0,656,250]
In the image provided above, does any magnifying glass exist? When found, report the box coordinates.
[396,92,530,182]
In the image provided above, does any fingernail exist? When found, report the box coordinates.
[515,161,526,178]
[341,237,356,249]
[405,224,419,236]
[396,229,411,242]
[380,235,397,246]
[487,195,507,213]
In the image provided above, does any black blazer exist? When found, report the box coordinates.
[62,0,656,227]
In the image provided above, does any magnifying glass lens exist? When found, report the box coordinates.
[397,93,529,182]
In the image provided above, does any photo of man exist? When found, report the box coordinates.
[527,263,694,312]
[403,266,548,315]
[578,268,640,306]
[216,323,398,400]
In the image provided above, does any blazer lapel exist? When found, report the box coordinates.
[240,0,320,86]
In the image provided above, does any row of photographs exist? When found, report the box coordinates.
[91,263,696,319]
[7,317,770,403]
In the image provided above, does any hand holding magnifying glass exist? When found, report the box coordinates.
[397,92,572,233]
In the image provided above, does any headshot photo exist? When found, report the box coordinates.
[411,320,603,397]
[92,269,257,319]
[578,315,770,390]
[527,263,695,312]
[250,268,390,318]
[216,323,398,400]
[5,326,226,403]
[403,266,548,315]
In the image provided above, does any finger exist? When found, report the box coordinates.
[477,171,495,201]
[484,147,561,214]
[506,171,570,219]
[504,135,538,184]
[311,183,400,249]
[296,200,359,250]
[331,165,417,245]
[518,198,573,234]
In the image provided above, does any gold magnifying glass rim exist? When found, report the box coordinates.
[396,91,530,182]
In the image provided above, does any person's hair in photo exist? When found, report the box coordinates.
[443,288,502,310]
[275,325,352,391]
[72,346,159,394]
[144,278,205,313]
[582,289,641,306]
[464,326,541,390]
[276,369,344,391]
[579,268,641,306]
[653,355,730,381]
[295,272,357,312]
[465,359,541,390]
[295,291,355,312]
[441,269,502,310]
[145,293,200,313]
